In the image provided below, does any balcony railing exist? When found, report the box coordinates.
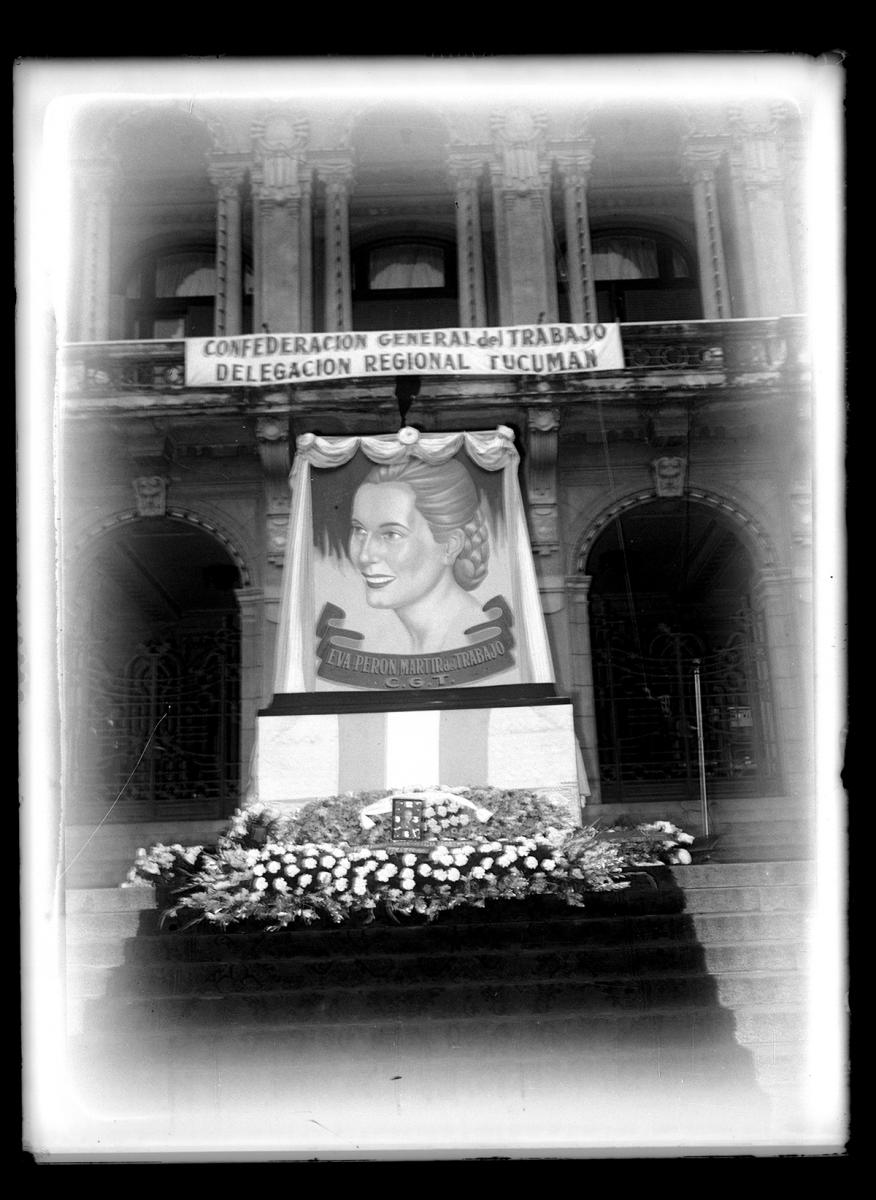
[60,317,807,400]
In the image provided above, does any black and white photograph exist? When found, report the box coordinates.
[17,53,847,1163]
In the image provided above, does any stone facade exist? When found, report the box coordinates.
[57,82,817,828]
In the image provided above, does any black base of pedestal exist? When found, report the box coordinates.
[259,683,566,717]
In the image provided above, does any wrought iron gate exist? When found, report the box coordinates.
[70,616,241,822]
[591,599,780,802]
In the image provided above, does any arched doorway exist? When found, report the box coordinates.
[585,499,780,803]
[67,517,243,823]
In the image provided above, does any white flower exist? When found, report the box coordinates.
[542,859,556,872]
[402,852,417,867]
[677,832,694,845]
[297,873,312,888]
[284,864,300,878]
[400,878,415,890]
[253,877,269,891]
[267,860,281,874]
[481,857,494,870]
[400,867,415,880]
[523,856,538,869]
[334,878,348,892]
[252,863,266,876]
[427,819,441,832]
[417,863,432,877]
[673,848,693,865]
[337,857,351,871]
[282,852,297,864]
[333,864,348,878]
[470,866,485,879]
[446,867,460,882]
[302,857,317,870]
[458,814,470,826]
[352,878,367,895]
[374,850,388,862]
[317,871,332,885]
[452,852,469,867]
[423,807,435,818]
[436,806,447,817]
[320,854,336,868]
[273,877,288,892]
[432,869,447,882]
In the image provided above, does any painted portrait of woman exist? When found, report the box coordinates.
[349,457,490,654]
[310,447,520,690]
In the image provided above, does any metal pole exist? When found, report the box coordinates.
[692,659,710,837]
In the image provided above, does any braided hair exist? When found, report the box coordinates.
[362,457,490,592]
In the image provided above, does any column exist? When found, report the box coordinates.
[682,141,731,320]
[299,170,314,331]
[78,159,115,341]
[448,153,487,327]
[557,147,598,323]
[566,574,602,805]
[208,161,246,336]
[234,586,265,798]
[729,105,798,317]
[319,160,354,332]
[489,108,556,325]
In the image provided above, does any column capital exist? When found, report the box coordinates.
[527,405,561,434]
[680,138,724,183]
[234,586,265,608]
[566,573,594,601]
[555,144,596,183]
[447,151,485,183]
[318,158,355,189]
[207,159,247,199]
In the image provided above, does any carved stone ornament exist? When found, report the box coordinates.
[132,475,168,517]
[491,107,548,193]
[267,512,289,565]
[650,457,687,498]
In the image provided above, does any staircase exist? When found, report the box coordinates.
[63,857,817,1151]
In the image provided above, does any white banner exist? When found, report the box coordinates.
[184,322,624,387]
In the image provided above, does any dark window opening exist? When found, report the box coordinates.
[125,248,254,339]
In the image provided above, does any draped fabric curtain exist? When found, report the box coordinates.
[272,427,555,693]
[156,253,217,297]
[592,236,659,281]
[369,245,445,290]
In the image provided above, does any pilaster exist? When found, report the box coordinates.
[447,153,488,327]
[77,158,116,341]
[208,160,246,336]
[728,105,798,316]
[251,113,311,333]
[489,108,556,324]
[255,412,292,568]
[566,573,602,804]
[557,145,598,323]
[681,139,731,320]
[319,160,354,332]
[234,585,266,796]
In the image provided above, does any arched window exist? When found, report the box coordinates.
[351,238,458,331]
[558,229,701,323]
[125,247,254,339]
[592,231,700,323]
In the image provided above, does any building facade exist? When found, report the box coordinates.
[57,85,815,843]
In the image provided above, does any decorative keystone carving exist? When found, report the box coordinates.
[525,406,560,556]
[132,475,168,517]
[491,107,549,193]
[256,415,292,516]
[252,113,310,202]
[650,456,687,498]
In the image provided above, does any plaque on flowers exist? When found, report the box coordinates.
[391,796,424,841]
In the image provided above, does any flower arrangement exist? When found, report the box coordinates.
[125,787,696,931]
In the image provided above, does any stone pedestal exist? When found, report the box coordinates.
[255,688,585,813]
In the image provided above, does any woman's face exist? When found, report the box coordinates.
[350,481,453,611]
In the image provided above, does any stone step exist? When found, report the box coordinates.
[75,967,806,1035]
[66,906,812,969]
[673,883,811,914]
[67,996,807,1054]
[670,862,812,886]
[67,937,810,999]
[65,887,159,914]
